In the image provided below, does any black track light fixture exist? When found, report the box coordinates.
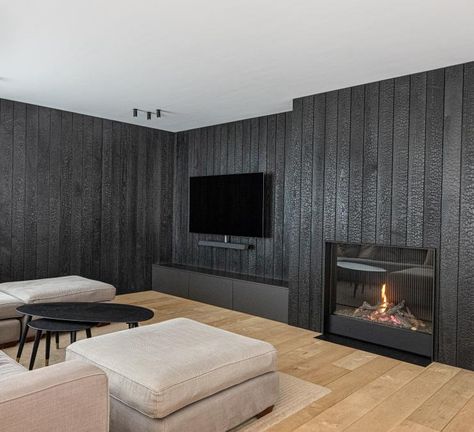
[132,108,162,120]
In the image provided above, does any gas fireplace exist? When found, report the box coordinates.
[323,242,435,358]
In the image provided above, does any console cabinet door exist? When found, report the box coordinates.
[188,274,233,309]
[232,281,289,323]
[152,266,189,298]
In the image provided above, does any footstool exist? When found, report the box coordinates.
[66,318,279,432]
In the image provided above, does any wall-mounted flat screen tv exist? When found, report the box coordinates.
[189,173,264,237]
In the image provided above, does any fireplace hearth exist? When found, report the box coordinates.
[323,242,435,359]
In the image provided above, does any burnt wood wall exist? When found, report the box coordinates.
[288,62,474,369]
[0,99,174,294]
[172,61,474,369]
[172,114,292,282]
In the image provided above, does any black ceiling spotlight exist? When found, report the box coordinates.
[132,108,162,120]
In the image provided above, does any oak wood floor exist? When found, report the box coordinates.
[117,290,474,432]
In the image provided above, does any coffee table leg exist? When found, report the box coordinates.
[45,332,51,366]
[29,330,42,370]
[128,322,138,329]
[70,332,77,344]
[86,328,92,338]
[55,332,60,349]
[17,315,32,362]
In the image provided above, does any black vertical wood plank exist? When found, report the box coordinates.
[282,111,292,282]
[24,104,38,280]
[407,72,427,247]
[298,97,314,328]
[173,133,188,264]
[70,114,83,275]
[323,91,339,242]
[36,107,50,278]
[439,65,463,365]
[91,118,103,280]
[287,98,303,325]
[101,120,113,282]
[256,117,267,277]
[48,109,61,276]
[273,113,286,281]
[265,115,275,279]
[348,85,365,243]
[361,83,379,243]
[310,94,326,331]
[135,127,147,290]
[118,124,130,291]
[150,130,161,265]
[0,100,13,281]
[335,88,351,242]
[376,79,394,244]
[458,63,474,369]
[391,76,410,246]
[109,122,122,285]
[126,126,138,290]
[423,70,444,249]
[144,129,154,286]
[59,112,73,276]
[81,116,94,278]
[160,132,174,263]
[11,102,26,280]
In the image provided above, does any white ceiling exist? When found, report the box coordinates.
[1,0,474,132]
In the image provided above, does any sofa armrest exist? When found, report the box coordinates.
[0,360,109,432]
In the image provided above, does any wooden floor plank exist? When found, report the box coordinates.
[407,369,474,430]
[293,362,422,431]
[443,396,474,432]
[342,363,460,431]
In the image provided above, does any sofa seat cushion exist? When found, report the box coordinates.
[0,351,26,381]
[0,276,116,304]
[66,318,277,419]
[0,292,23,320]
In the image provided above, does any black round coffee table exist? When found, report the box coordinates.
[27,318,97,370]
[16,302,154,363]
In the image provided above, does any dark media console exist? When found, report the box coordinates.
[152,263,289,323]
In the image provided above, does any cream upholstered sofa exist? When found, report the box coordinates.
[0,275,116,347]
[0,350,109,432]
[67,318,279,432]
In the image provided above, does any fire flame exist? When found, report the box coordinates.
[380,284,388,313]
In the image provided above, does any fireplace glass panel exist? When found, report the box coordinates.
[328,243,434,335]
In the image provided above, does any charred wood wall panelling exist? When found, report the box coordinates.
[172,114,292,282]
[0,99,174,294]
[289,62,474,369]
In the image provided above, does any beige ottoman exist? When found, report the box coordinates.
[0,275,116,304]
[66,318,279,432]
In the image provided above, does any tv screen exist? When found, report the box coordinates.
[189,173,264,237]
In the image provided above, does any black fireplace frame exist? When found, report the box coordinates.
[322,241,436,359]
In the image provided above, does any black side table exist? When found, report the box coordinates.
[16,302,154,362]
[27,319,97,370]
